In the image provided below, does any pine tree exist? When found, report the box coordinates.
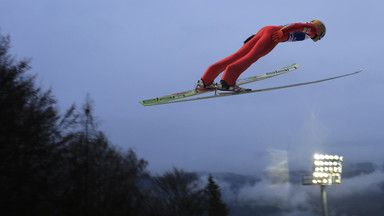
[62,95,149,216]
[0,31,77,216]
[205,175,229,216]
[0,31,150,216]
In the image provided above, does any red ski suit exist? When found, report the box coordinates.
[201,23,318,86]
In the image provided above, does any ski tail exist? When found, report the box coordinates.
[139,89,198,106]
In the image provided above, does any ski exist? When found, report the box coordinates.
[147,69,362,105]
[140,63,299,106]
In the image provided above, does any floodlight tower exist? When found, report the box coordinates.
[302,153,344,216]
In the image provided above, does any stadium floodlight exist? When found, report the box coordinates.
[312,153,343,185]
[302,153,344,216]
[303,153,343,186]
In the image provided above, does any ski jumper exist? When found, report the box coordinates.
[201,23,319,86]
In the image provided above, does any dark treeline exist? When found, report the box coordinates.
[0,32,228,216]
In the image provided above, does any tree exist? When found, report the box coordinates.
[205,175,229,216]
[0,31,77,216]
[0,31,150,216]
[61,95,149,216]
[149,168,207,216]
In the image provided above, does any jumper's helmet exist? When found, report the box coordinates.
[310,20,326,41]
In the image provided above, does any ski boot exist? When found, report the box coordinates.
[196,79,217,91]
[216,80,251,92]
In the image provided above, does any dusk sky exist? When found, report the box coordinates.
[1,0,383,175]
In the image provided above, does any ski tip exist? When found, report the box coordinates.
[288,63,299,69]
[351,68,363,75]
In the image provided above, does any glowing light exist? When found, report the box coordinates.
[309,153,344,185]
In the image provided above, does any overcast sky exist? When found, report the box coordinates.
[1,0,383,175]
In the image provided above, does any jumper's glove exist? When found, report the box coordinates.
[272,30,284,42]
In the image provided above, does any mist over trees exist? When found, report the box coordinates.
[0,32,229,216]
